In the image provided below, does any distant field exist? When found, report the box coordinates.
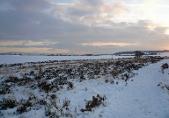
[0,54,134,64]
[0,52,169,64]
[0,55,114,64]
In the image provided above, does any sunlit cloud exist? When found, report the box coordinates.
[129,0,169,27]
[164,29,169,35]
[145,23,158,31]
[0,40,57,47]
[81,41,138,47]
[52,0,169,28]
[52,0,129,27]
[0,47,69,54]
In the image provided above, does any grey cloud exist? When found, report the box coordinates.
[0,0,168,54]
[0,0,89,40]
[54,21,169,53]
[2,0,50,12]
[80,0,103,6]
[0,1,14,11]
[55,0,128,26]
[59,0,102,18]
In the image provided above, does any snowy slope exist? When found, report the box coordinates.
[0,55,134,64]
[0,55,113,64]
[0,58,169,118]
[58,59,169,118]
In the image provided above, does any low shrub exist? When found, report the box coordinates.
[0,84,10,94]
[67,82,74,90]
[17,105,27,114]
[81,94,106,112]
[62,99,70,110]
[0,98,17,110]
[161,63,169,73]
[38,80,54,93]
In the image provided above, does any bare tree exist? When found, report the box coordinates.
[134,51,144,58]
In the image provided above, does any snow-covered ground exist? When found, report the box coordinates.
[0,54,135,65]
[158,52,169,57]
[58,59,169,118]
[0,55,113,64]
[0,52,169,64]
[0,54,133,64]
[0,56,169,118]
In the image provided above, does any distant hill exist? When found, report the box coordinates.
[114,50,169,56]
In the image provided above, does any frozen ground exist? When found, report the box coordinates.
[0,52,169,64]
[0,55,115,64]
[158,52,169,57]
[58,59,169,118]
[0,57,169,118]
[0,54,136,64]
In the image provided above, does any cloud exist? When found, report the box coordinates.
[54,0,128,26]
[0,0,88,40]
[81,42,138,47]
[9,0,50,12]
[0,40,58,47]
[0,0,169,54]
[0,47,70,54]
[0,1,14,11]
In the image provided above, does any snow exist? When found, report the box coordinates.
[0,55,114,64]
[1,52,169,65]
[0,57,169,118]
[58,59,169,118]
[158,52,169,57]
[0,54,137,64]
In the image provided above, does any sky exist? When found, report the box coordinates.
[0,0,169,54]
